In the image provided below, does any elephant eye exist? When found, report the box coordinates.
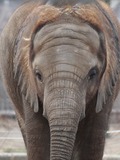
[35,70,43,82]
[88,67,98,80]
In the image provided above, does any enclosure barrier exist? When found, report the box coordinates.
[0,153,120,160]
[0,153,27,160]
[104,155,120,160]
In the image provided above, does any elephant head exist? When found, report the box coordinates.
[13,1,120,160]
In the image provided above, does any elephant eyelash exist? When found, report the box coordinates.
[88,67,99,80]
[35,70,43,82]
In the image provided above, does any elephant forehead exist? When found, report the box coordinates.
[33,17,100,57]
[33,45,97,66]
[32,45,99,78]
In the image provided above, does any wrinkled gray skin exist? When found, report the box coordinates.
[0,0,120,160]
[33,19,104,159]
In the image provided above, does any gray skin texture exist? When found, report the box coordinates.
[0,0,120,160]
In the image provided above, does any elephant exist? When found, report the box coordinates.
[0,0,120,160]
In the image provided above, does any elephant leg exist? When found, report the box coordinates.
[73,111,109,160]
[24,101,50,160]
[81,112,108,160]
[15,111,27,147]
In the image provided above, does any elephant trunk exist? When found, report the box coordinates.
[49,104,80,160]
[43,79,85,160]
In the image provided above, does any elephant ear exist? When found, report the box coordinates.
[96,33,119,113]
[95,1,120,112]
[13,5,61,112]
[73,1,120,113]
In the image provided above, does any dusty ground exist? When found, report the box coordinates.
[0,116,120,156]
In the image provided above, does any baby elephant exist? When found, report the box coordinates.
[0,0,120,160]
